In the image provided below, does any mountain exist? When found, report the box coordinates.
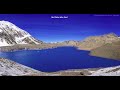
[0,20,43,46]
[56,40,79,46]
[77,33,120,50]
[63,40,79,46]
[90,41,120,60]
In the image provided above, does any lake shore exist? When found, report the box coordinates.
[0,43,81,52]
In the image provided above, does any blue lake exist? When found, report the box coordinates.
[0,46,120,72]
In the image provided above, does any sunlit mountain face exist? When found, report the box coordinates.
[0,14,120,43]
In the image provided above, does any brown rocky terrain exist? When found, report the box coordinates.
[0,41,79,52]
[60,40,79,46]
[0,43,65,52]
[77,33,120,50]
[90,41,120,60]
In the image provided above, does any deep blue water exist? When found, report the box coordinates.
[0,47,120,72]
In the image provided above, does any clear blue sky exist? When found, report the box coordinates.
[0,14,120,42]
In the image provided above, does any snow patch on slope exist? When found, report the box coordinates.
[0,39,11,46]
[15,34,31,44]
[0,29,2,32]
[0,20,23,32]
[90,65,120,76]
[0,58,46,76]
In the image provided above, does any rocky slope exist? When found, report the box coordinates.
[0,58,50,76]
[59,40,79,46]
[90,41,120,60]
[0,20,43,46]
[77,33,120,50]
[0,58,59,76]
[53,65,120,76]
[90,65,120,76]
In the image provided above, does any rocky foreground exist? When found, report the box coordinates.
[0,58,49,76]
[53,66,120,76]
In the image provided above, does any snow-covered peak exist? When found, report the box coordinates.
[0,20,27,32]
[0,20,20,28]
[0,20,15,25]
[0,20,17,28]
[0,20,31,38]
[0,20,42,46]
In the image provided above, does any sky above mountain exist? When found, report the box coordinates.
[0,14,120,42]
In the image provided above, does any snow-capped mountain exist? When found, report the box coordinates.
[0,20,43,46]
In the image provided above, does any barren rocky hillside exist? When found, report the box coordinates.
[77,33,120,50]
[90,41,120,60]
